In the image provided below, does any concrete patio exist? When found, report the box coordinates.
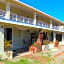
[50,45,64,57]
[14,45,64,59]
[41,45,64,58]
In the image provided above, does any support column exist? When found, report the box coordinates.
[62,33,64,45]
[47,31,51,41]
[33,12,36,25]
[0,26,4,56]
[50,19,52,28]
[53,32,56,42]
[5,0,10,19]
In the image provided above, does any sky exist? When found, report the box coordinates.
[19,0,64,22]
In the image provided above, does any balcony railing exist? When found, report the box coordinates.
[52,25,59,30]
[0,10,5,19]
[10,13,33,25]
[0,9,63,31]
[37,21,50,28]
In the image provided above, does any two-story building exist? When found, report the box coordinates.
[0,0,64,59]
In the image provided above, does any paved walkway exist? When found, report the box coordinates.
[15,46,64,58]
[14,52,32,59]
[48,46,64,64]
[53,53,64,64]
[50,46,64,57]
[50,46,64,64]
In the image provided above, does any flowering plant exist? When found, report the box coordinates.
[4,40,11,49]
[29,42,38,52]
[54,40,59,47]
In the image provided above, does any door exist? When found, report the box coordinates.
[4,28,12,41]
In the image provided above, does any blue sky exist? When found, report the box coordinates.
[19,0,64,22]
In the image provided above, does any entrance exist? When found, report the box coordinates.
[43,32,48,40]
[4,28,12,41]
[31,32,38,45]
[56,34,62,42]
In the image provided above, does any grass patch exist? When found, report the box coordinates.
[17,58,40,64]
[0,58,40,64]
[0,61,16,64]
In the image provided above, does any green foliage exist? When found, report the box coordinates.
[33,43,37,47]
[43,40,49,45]
[0,58,40,64]
[61,59,64,64]
[18,58,30,64]
[19,58,40,64]
[4,40,11,49]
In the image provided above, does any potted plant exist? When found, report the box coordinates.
[43,39,49,45]
[54,40,59,47]
[29,42,38,53]
[42,39,49,51]
[4,40,11,51]
[4,40,13,59]
[33,43,38,53]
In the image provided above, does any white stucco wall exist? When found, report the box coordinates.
[12,28,31,50]
[0,27,4,55]
[12,29,22,50]
[47,32,52,41]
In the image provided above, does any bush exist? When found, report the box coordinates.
[33,43,37,47]
[43,39,49,45]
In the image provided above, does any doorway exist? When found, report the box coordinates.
[4,28,12,41]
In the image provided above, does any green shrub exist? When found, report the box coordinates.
[43,40,49,45]
[33,43,37,47]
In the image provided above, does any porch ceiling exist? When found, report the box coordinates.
[11,4,33,15]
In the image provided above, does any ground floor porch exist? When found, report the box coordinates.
[15,45,64,64]
[0,23,64,59]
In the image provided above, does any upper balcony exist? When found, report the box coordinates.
[0,0,64,32]
[0,9,64,32]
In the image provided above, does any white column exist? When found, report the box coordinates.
[33,12,36,25]
[0,26,4,55]
[50,19,52,28]
[53,32,56,42]
[5,0,10,19]
[47,31,51,41]
[62,33,64,45]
